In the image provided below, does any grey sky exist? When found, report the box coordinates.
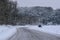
[16,0,60,9]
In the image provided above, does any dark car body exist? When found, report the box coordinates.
[38,25,42,27]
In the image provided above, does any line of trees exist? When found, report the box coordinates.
[0,0,18,25]
[18,7,60,25]
[0,0,60,25]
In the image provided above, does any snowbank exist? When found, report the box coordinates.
[0,25,17,40]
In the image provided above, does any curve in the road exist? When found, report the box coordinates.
[8,27,60,40]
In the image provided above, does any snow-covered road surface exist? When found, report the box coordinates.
[9,27,60,40]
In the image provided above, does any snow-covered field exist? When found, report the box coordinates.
[27,25,60,36]
[0,25,60,40]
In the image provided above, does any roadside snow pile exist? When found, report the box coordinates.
[28,25,60,36]
[0,25,17,40]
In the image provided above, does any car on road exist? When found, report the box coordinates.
[38,25,42,27]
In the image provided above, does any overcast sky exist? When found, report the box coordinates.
[16,0,60,9]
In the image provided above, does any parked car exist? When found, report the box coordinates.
[38,25,42,27]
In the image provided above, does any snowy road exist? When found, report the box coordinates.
[8,27,60,40]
